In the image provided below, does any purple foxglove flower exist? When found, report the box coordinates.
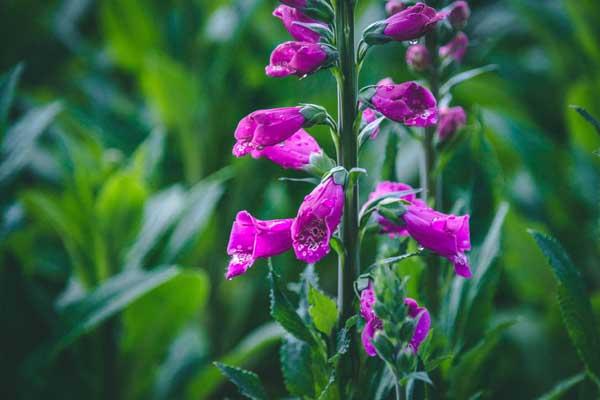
[385,0,406,16]
[404,298,431,352]
[406,44,431,71]
[439,32,469,62]
[226,211,294,279]
[447,1,470,30]
[402,204,472,278]
[250,128,322,170]
[273,5,325,42]
[291,177,344,263]
[233,107,306,156]
[364,3,443,44]
[360,283,431,356]
[362,81,438,127]
[368,181,418,236]
[437,106,466,140]
[266,41,335,78]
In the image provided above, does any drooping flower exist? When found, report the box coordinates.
[250,128,322,170]
[439,32,469,62]
[404,298,432,352]
[266,41,335,78]
[361,81,438,127]
[402,203,472,278]
[363,3,443,45]
[447,1,470,30]
[233,107,306,156]
[360,282,431,356]
[291,176,344,263]
[273,5,325,42]
[406,44,431,71]
[385,0,406,16]
[437,106,466,140]
[367,181,421,236]
[226,211,294,279]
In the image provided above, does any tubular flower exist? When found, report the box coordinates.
[439,32,469,62]
[402,204,472,278]
[226,211,293,279]
[266,41,335,78]
[447,0,470,30]
[360,283,431,356]
[406,44,432,71]
[291,176,344,263]
[368,181,421,236]
[362,81,438,127]
[273,5,325,42]
[233,107,306,157]
[250,128,322,170]
[437,106,466,140]
[364,2,443,44]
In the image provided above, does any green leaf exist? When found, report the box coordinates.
[184,322,284,399]
[0,63,23,131]
[530,230,600,385]
[24,265,182,374]
[121,269,210,399]
[214,362,268,400]
[280,335,315,397]
[570,105,600,136]
[163,169,230,262]
[535,372,586,400]
[308,285,338,336]
[0,102,61,183]
[439,64,498,96]
[269,261,315,344]
[130,127,165,181]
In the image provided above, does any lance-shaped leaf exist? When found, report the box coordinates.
[535,372,586,400]
[0,63,23,130]
[214,362,268,400]
[439,64,498,96]
[268,261,315,344]
[530,230,600,386]
[280,335,315,397]
[308,285,338,336]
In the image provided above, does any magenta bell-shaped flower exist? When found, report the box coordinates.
[250,128,322,170]
[439,32,469,62]
[364,3,443,45]
[273,5,325,42]
[360,282,431,357]
[402,204,472,278]
[266,41,335,78]
[233,107,306,157]
[437,106,466,140]
[226,211,294,279]
[291,176,344,263]
[362,81,438,127]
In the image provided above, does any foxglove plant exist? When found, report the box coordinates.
[219,1,492,398]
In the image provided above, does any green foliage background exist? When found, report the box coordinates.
[1,0,599,398]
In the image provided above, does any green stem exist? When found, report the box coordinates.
[335,0,359,395]
[421,20,442,315]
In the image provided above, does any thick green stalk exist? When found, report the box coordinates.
[335,0,359,324]
[335,0,359,395]
[421,21,442,314]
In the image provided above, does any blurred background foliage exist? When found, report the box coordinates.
[0,0,599,399]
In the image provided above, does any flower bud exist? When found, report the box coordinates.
[447,1,470,30]
[266,41,336,78]
[280,0,334,23]
[405,44,431,72]
[273,5,326,42]
[385,0,405,16]
[437,106,466,141]
[360,81,438,127]
[363,3,443,45]
[439,32,469,63]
